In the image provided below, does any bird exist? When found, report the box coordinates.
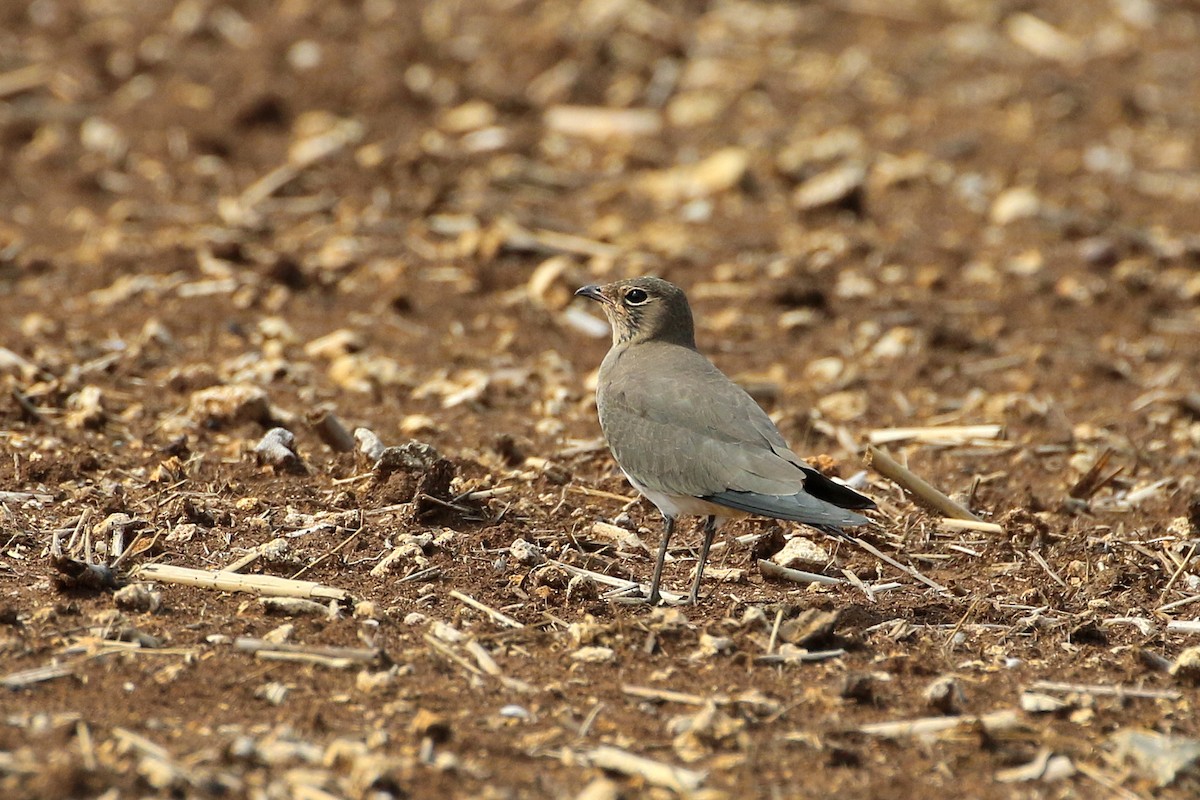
[574,276,875,605]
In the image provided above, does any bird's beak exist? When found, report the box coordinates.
[574,285,610,305]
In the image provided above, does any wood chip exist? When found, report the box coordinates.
[449,590,525,629]
[584,745,705,793]
[543,105,662,140]
[857,709,1022,739]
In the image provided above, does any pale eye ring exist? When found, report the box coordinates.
[624,288,649,305]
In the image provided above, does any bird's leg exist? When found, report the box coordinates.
[647,515,675,605]
[688,516,719,605]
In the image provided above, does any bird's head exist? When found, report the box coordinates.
[575,276,696,348]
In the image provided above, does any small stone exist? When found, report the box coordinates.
[1006,13,1083,63]
[778,608,840,647]
[1110,729,1200,788]
[524,456,569,484]
[509,538,546,565]
[574,777,621,800]
[258,538,291,562]
[924,675,967,714]
[527,255,575,311]
[990,186,1041,225]
[400,414,441,435]
[165,523,201,543]
[410,709,452,743]
[590,521,649,554]
[255,682,290,706]
[356,669,396,693]
[304,329,363,359]
[834,270,876,299]
[689,633,734,660]
[1020,691,1069,713]
[1004,250,1045,276]
[65,385,105,429]
[739,606,768,628]
[374,441,442,474]
[438,99,496,134]
[776,127,866,178]
[113,583,162,613]
[286,40,322,71]
[1170,646,1200,684]
[354,427,386,461]
[262,623,294,644]
[430,620,463,643]
[80,116,127,161]
[702,567,745,583]
[328,352,411,393]
[816,390,868,421]
[772,537,830,569]
[1078,236,1118,267]
[803,357,844,389]
[636,147,749,204]
[840,672,876,704]
[793,162,866,211]
[571,646,615,663]
[254,427,301,470]
[188,384,272,427]
[498,704,532,720]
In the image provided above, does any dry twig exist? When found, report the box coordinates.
[1,662,74,689]
[1068,448,1123,500]
[868,425,1004,445]
[1026,680,1181,701]
[0,490,54,504]
[450,590,525,629]
[622,685,710,706]
[755,648,846,664]
[233,637,383,666]
[584,746,705,793]
[0,64,49,98]
[856,710,1021,738]
[134,563,350,602]
[939,518,1004,534]
[548,559,684,604]
[848,536,951,595]
[757,559,843,586]
[868,446,981,521]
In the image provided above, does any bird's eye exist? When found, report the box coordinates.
[624,288,649,305]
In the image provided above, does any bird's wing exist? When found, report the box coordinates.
[597,343,872,527]
[701,488,871,527]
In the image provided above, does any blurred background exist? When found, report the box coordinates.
[3,0,1198,491]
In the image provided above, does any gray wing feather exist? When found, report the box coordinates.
[597,342,869,527]
[703,489,871,527]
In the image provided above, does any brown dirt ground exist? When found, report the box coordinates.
[2,1,1200,798]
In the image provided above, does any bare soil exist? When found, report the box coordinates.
[2,1,1200,798]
